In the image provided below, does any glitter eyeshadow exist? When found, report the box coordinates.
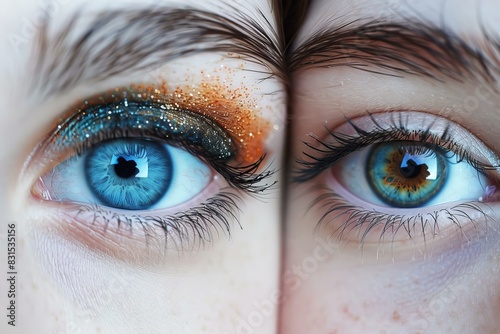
[52,90,235,160]
[47,82,270,166]
[131,81,270,165]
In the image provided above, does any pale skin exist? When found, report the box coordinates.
[0,1,284,334]
[1,0,500,334]
[282,0,500,333]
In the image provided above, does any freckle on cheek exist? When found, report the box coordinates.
[392,310,401,322]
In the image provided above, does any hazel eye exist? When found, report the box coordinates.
[366,142,448,208]
[333,141,486,208]
[39,138,211,210]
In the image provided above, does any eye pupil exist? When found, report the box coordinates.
[114,156,139,179]
[399,158,424,178]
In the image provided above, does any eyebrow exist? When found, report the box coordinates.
[288,19,500,86]
[32,6,285,98]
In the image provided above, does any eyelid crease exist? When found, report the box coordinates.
[294,112,500,183]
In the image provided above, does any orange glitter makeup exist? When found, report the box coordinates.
[130,80,270,166]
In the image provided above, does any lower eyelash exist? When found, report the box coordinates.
[310,187,491,244]
[71,191,242,251]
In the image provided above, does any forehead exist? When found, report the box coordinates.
[294,0,500,45]
[0,0,280,91]
[0,0,286,179]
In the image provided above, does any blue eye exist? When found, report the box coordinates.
[40,138,211,211]
[33,86,276,220]
[334,141,486,207]
[29,85,276,252]
[85,139,174,210]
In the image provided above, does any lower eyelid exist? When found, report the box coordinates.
[305,161,494,245]
[326,171,457,214]
[309,186,492,246]
[28,179,240,262]
[32,165,223,208]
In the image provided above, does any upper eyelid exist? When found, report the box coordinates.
[50,97,237,160]
[55,84,272,163]
[31,6,286,100]
[294,112,500,182]
[25,84,277,195]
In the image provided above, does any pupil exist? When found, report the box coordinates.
[114,156,139,179]
[399,158,423,178]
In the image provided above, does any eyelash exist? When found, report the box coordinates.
[296,113,499,243]
[73,191,242,249]
[71,126,275,194]
[295,113,498,182]
[309,190,489,244]
[68,130,271,246]
[66,131,271,247]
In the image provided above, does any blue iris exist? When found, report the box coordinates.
[367,142,448,208]
[85,139,173,210]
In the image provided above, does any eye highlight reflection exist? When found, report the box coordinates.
[296,112,500,244]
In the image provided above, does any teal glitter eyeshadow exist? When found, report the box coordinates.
[50,89,236,161]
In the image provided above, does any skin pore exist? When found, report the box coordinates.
[282,0,500,333]
[0,1,285,333]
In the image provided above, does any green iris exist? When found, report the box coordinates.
[366,142,448,208]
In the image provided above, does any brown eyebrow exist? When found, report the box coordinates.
[288,18,500,87]
[31,6,286,98]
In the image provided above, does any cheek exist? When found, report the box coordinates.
[26,211,209,333]
[23,193,282,334]
[281,201,500,334]
[29,223,149,333]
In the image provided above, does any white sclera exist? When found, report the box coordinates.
[41,144,212,210]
